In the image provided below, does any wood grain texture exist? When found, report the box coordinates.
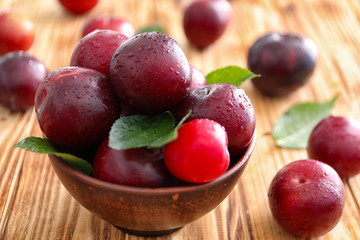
[1,0,360,239]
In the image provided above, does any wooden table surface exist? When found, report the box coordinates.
[1,0,360,239]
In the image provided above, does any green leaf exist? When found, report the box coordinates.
[109,111,176,150]
[137,24,166,34]
[148,110,191,148]
[14,137,92,175]
[272,96,338,149]
[205,66,260,86]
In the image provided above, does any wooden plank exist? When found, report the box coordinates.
[0,0,360,239]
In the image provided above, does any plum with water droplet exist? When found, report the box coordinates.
[171,83,255,157]
[248,32,318,96]
[70,29,128,78]
[93,137,179,187]
[110,32,191,114]
[35,66,120,149]
[268,159,345,238]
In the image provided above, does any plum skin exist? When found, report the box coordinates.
[248,32,318,96]
[183,0,232,49]
[93,137,177,188]
[110,32,191,114]
[0,51,47,111]
[307,116,360,179]
[70,29,128,78]
[268,159,344,238]
[35,67,120,149]
[171,83,255,157]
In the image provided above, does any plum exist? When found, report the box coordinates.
[171,83,255,157]
[307,115,360,179]
[268,159,344,238]
[93,137,177,187]
[82,15,135,38]
[35,67,120,149]
[164,119,230,183]
[0,51,47,111]
[183,0,232,49]
[110,32,191,114]
[70,29,128,78]
[0,9,35,55]
[58,0,98,14]
[248,32,318,96]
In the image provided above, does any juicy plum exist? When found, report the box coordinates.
[35,67,120,149]
[307,116,360,179]
[70,29,128,78]
[172,83,255,157]
[93,137,177,187]
[0,9,35,55]
[183,0,232,49]
[248,32,318,96]
[268,159,344,238]
[110,32,191,114]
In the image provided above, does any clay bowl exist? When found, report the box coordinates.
[48,135,255,237]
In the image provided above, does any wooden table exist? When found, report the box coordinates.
[1,0,360,239]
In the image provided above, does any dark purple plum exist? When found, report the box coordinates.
[0,51,47,111]
[93,137,178,187]
[35,66,120,149]
[248,32,318,96]
[183,0,232,49]
[307,116,360,179]
[172,83,255,157]
[110,32,191,114]
[70,29,128,78]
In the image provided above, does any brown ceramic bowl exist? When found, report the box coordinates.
[48,135,255,237]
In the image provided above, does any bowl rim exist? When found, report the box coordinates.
[50,132,256,195]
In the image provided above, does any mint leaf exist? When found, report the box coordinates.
[14,137,92,175]
[272,96,338,149]
[206,66,260,86]
[148,110,191,148]
[109,111,175,150]
[137,24,166,34]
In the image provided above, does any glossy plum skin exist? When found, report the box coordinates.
[0,10,35,55]
[189,63,207,91]
[171,83,255,157]
[58,0,99,14]
[183,0,232,49]
[93,137,177,187]
[164,119,230,183]
[0,51,47,111]
[70,30,128,78]
[82,15,135,38]
[307,116,360,179]
[35,67,120,149]
[110,32,191,114]
[248,32,318,96]
[268,159,344,238]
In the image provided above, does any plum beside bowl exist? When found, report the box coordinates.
[48,134,255,237]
